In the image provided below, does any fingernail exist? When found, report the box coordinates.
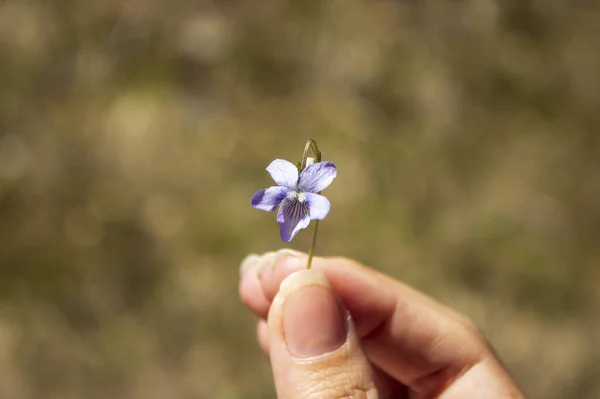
[281,270,346,358]
[274,248,300,267]
[256,251,276,277]
[239,254,260,277]
[256,249,300,278]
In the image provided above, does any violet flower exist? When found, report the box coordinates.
[251,159,337,242]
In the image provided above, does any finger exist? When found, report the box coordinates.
[267,269,407,399]
[240,251,524,398]
[239,254,272,318]
[256,320,269,355]
[240,249,465,326]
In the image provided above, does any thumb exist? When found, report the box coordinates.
[267,270,393,399]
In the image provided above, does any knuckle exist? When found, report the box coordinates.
[299,368,379,399]
[463,318,487,342]
[326,255,366,270]
[457,317,495,356]
[453,313,484,339]
[340,387,379,399]
[307,387,378,399]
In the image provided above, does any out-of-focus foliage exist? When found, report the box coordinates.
[0,1,599,398]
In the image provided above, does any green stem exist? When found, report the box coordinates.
[301,138,322,270]
[306,220,319,269]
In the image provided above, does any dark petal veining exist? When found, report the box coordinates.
[277,197,311,242]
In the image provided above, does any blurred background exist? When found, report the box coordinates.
[0,1,599,398]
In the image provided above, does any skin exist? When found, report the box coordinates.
[239,249,527,399]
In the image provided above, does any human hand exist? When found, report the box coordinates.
[239,249,526,398]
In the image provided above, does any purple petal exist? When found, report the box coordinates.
[266,159,299,189]
[251,186,289,211]
[298,161,337,193]
[305,193,330,220]
[277,197,310,242]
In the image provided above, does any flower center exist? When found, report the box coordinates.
[286,191,306,203]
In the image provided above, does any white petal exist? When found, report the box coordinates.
[266,159,299,189]
[305,193,330,220]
